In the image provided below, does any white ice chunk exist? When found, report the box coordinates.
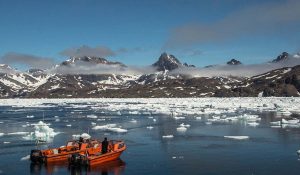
[91,122,96,126]
[270,121,281,125]
[0,133,4,137]
[224,136,249,140]
[20,155,30,161]
[162,135,174,138]
[92,124,117,130]
[179,123,190,128]
[146,126,154,130]
[72,133,91,140]
[7,132,29,135]
[66,124,72,127]
[92,124,127,133]
[26,115,34,118]
[130,119,137,123]
[281,118,299,124]
[23,121,59,142]
[176,126,187,132]
[247,122,259,127]
[174,117,185,120]
[3,141,10,144]
[87,115,97,119]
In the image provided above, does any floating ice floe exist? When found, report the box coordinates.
[281,118,299,124]
[66,124,72,127]
[72,133,91,140]
[174,117,185,120]
[0,133,4,137]
[20,155,30,161]
[297,150,300,156]
[196,117,202,120]
[270,121,281,125]
[162,135,174,139]
[176,126,187,132]
[130,119,137,123]
[3,141,10,144]
[26,115,34,118]
[146,126,154,130]
[224,136,249,140]
[247,122,259,127]
[238,114,261,122]
[91,122,96,126]
[87,115,97,119]
[92,124,127,133]
[179,123,190,128]
[7,132,29,135]
[23,121,59,142]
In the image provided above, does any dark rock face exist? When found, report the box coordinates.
[272,52,289,63]
[61,56,125,67]
[152,53,183,71]
[227,59,242,65]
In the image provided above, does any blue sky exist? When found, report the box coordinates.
[0,0,299,70]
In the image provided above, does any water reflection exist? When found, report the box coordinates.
[30,159,126,175]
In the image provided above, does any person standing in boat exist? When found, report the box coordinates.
[102,137,109,154]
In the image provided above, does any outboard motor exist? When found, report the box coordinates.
[69,153,89,166]
[30,150,43,163]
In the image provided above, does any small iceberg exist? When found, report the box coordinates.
[26,115,34,118]
[146,126,154,130]
[0,133,4,137]
[130,119,137,123]
[281,118,299,124]
[247,122,259,127]
[297,149,300,156]
[20,155,30,161]
[72,133,91,140]
[176,126,187,132]
[224,136,249,140]
[162,135,174,139]
[179,123,190,128]
[92,124,127,133]
[174,116,185,120]
[23,121,59,143]
[87,115,97,119]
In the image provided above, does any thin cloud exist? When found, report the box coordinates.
[0,52,56,69]
[60,45,144,58]
[60,45,116,58]
[170,54,300,77]
[164,0,300,48]
[50,61,156,75]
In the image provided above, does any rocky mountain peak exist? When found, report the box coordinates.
[272,52,289,63]
[152,52,183,71]
[227,59,242,65]
[61,56,125,67]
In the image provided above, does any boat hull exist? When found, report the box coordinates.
[88,150,124,166]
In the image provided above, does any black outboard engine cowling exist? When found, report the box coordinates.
[30,150,44,163]
[69,153,88,166]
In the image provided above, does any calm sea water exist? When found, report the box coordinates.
[0,102,300,175]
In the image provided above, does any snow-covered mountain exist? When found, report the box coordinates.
[0,52,300,98]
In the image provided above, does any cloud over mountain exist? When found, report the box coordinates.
[0,52,56,69]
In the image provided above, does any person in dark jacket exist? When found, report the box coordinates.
[101,137,109,154]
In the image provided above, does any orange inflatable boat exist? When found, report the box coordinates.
[68,140,126,166]
[30,139,101,163]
